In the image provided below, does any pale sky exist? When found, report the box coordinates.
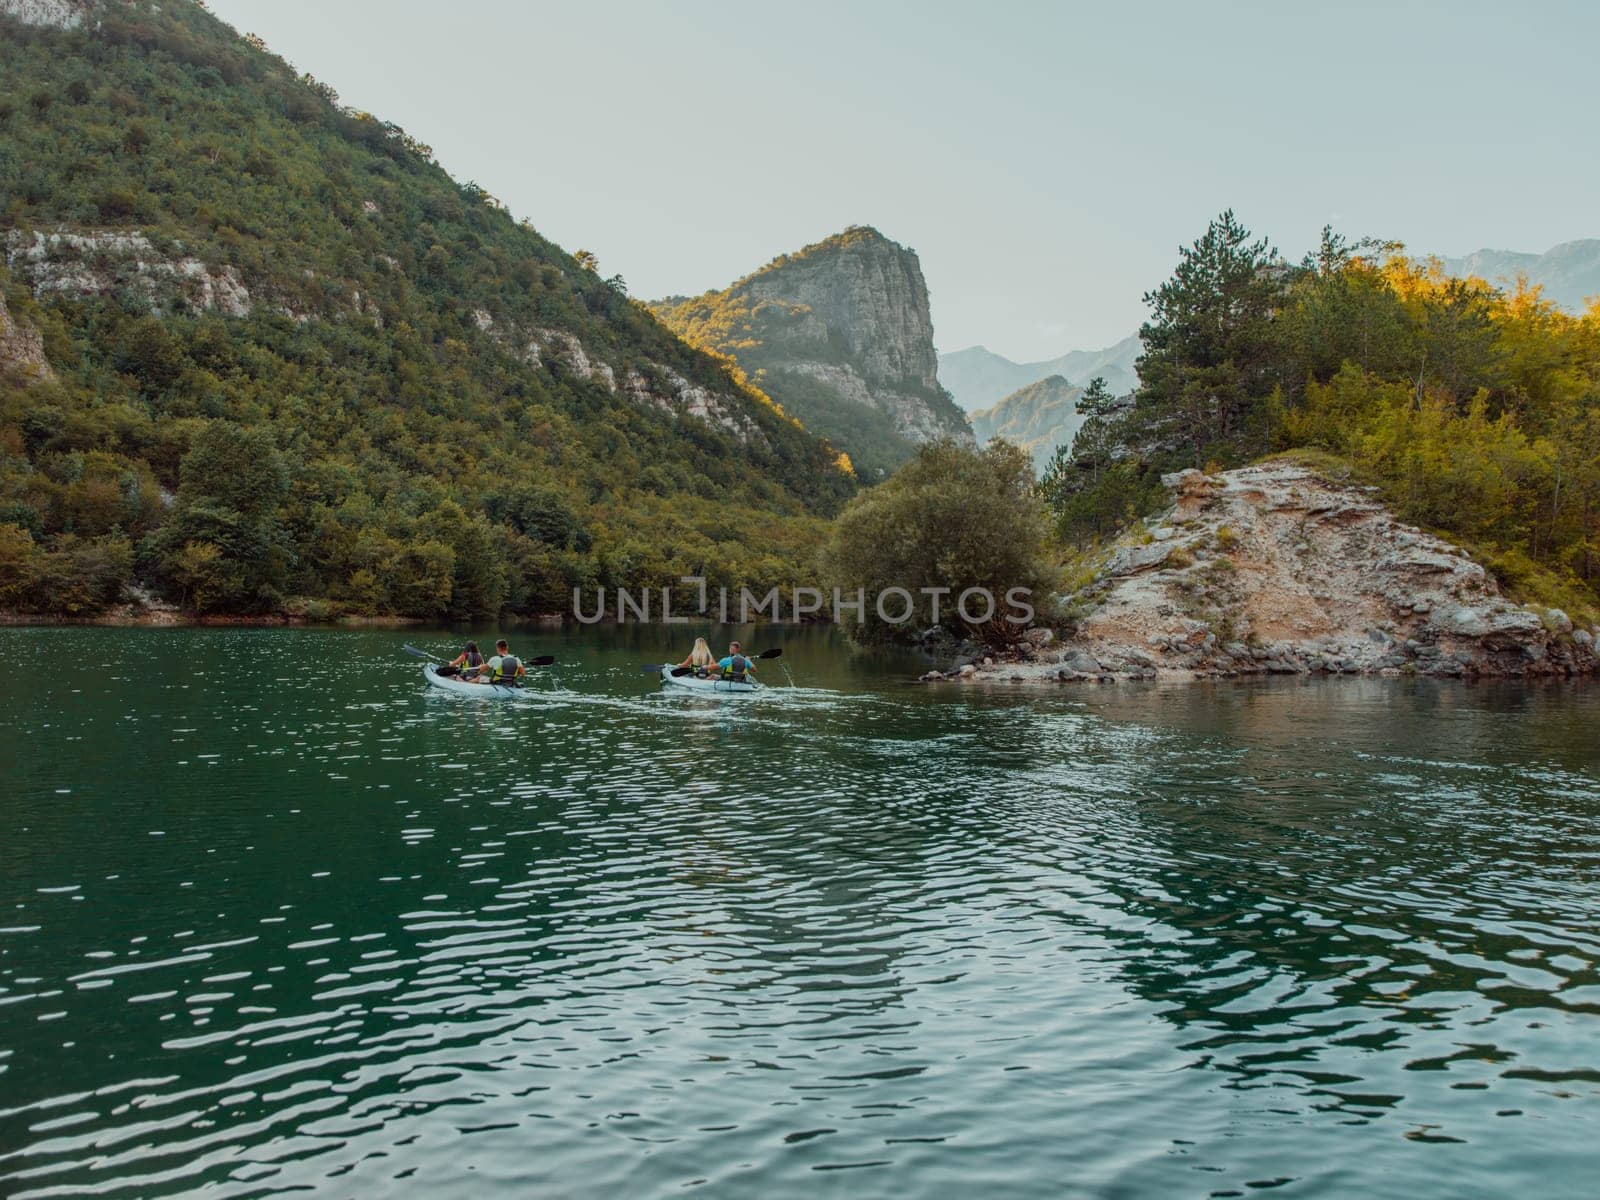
[208,0,1600,362]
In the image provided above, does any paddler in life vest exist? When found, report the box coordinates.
[676,636,717,678]
[717,641,754,681]
[471,639,526,685]
[446,641,485,677]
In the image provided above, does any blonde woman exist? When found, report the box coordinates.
[676,637,716,677]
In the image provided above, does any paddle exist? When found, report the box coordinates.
[667,647,781,678]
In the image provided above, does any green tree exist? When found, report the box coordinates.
[1137,209,1281,463]
[821,439,1057,645]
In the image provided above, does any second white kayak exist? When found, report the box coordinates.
[659,665,761,694]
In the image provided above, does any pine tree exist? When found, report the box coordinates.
[1136,210,1281,464]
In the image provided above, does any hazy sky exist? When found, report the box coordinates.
[207,0,1599,361]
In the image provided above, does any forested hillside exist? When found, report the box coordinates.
[971,375,1085,475]
[1042,212,1600,620]
[0,0,854,619]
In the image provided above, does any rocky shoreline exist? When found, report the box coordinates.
[922,461,1600,685]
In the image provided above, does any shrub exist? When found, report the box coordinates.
[821,439,1057,645]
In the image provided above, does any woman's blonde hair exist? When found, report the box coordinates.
[691,637,714,666]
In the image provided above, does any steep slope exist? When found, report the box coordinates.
[939,334,1139,413]
[652,227,973,481]
[970,375,1084,475]
[1439,239,1600,314]
[0,0,854,618]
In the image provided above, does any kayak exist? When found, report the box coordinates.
[423,663,534,700]
[660,665,761,694]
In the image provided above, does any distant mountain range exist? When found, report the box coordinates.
[1438,239,1600,314]
[970,376,1085,476]
[938,334,1140,414]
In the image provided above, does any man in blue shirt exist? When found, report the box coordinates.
[717,641,754,681]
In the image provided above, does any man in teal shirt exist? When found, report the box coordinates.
[717,641,754,681]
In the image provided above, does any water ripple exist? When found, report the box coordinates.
[0,630,1597,1197]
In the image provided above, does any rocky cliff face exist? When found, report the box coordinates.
[652,227,972,478]
[929,461,1598,684]
[971,374,1085,475]
[0,0,88,29]
[0,293,54,383]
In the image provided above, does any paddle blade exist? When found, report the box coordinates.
[756,648,783,660]
[529,655,556,667]
[401,643,439,661]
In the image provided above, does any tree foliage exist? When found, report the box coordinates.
[1046,213,1600,616]
[821,439,1057,644]
[0,1,852,618]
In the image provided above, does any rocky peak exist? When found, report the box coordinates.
[652,226,973,478]
[739,226,942,393]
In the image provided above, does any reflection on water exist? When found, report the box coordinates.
[1,627,1597,1198]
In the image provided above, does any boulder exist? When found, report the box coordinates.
[1106,541,1174,577]
[1062,650,1101,675]
[1023,627,1055,647]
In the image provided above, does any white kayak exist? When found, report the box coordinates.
[660,665,761,694]
[423,663,535,700]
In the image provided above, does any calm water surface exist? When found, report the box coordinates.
[1,626,1597,1198]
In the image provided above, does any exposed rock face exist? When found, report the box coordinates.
[652,226,972,475]
[7,230,253,317]
[937,461,1598,684]
[971,374,1085,475]
[0,294,54,383]
[738,229,945,398]
[0,0,88,29]
[4,227,770,445]
[467,309,767,447]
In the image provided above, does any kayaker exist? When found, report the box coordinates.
[718,641,754,682]
[676,637,716,678]
[476,639,526,686]
[447,641,485,676]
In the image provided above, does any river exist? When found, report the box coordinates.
[2,625,1597,1198]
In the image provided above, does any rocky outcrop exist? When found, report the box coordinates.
[468,309,767,446]
[6,230,253,318]
[0,0,88,29]
[971,374,1085,475]
[652,226,972,474]
[931,461,1599,684]
[0,294,54,383]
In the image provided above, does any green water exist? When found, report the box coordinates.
[2,626,1598,1198]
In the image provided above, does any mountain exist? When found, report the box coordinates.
[1438,240,1600,314]
[970,375,1084,475]
[652,227,973,481]
[0,0,853,619]
[939,334,1140,414]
